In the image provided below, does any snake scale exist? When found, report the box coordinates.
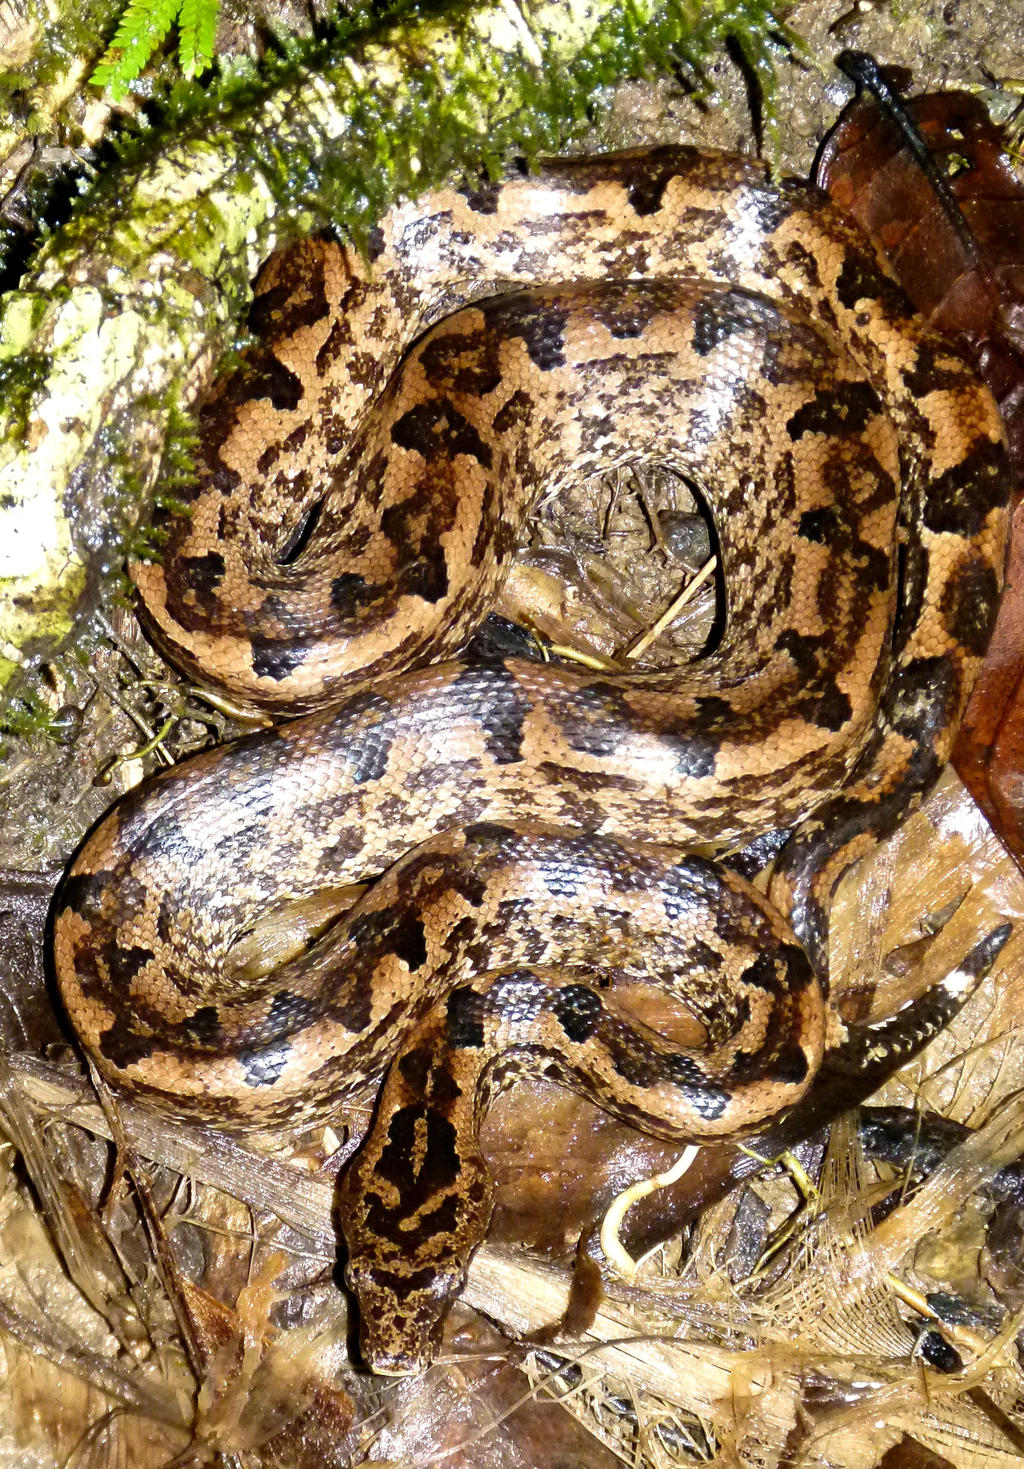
[54,147,1011,1374]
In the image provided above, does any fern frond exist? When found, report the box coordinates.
[91,0,218,99]
[176,0,218,80]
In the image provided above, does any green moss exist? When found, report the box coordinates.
[0,688,70,741]
[1,556,87,654]
[0,351,51,441]
[227,0,789,247]
[121,396,197,562]
[2,0,788,257]
[729,13,804,161]
[0,0,119,117]
[78,0,785,232]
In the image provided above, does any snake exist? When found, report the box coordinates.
[52,146,1011,1375]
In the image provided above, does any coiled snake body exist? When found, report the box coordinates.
[54,148,1011,1373]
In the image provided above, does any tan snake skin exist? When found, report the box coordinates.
[54,147,1011,1373]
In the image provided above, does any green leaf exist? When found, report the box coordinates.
[177,0,218,80]
[90,0,217,99]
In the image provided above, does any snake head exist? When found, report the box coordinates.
[345,1255,467,1376]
